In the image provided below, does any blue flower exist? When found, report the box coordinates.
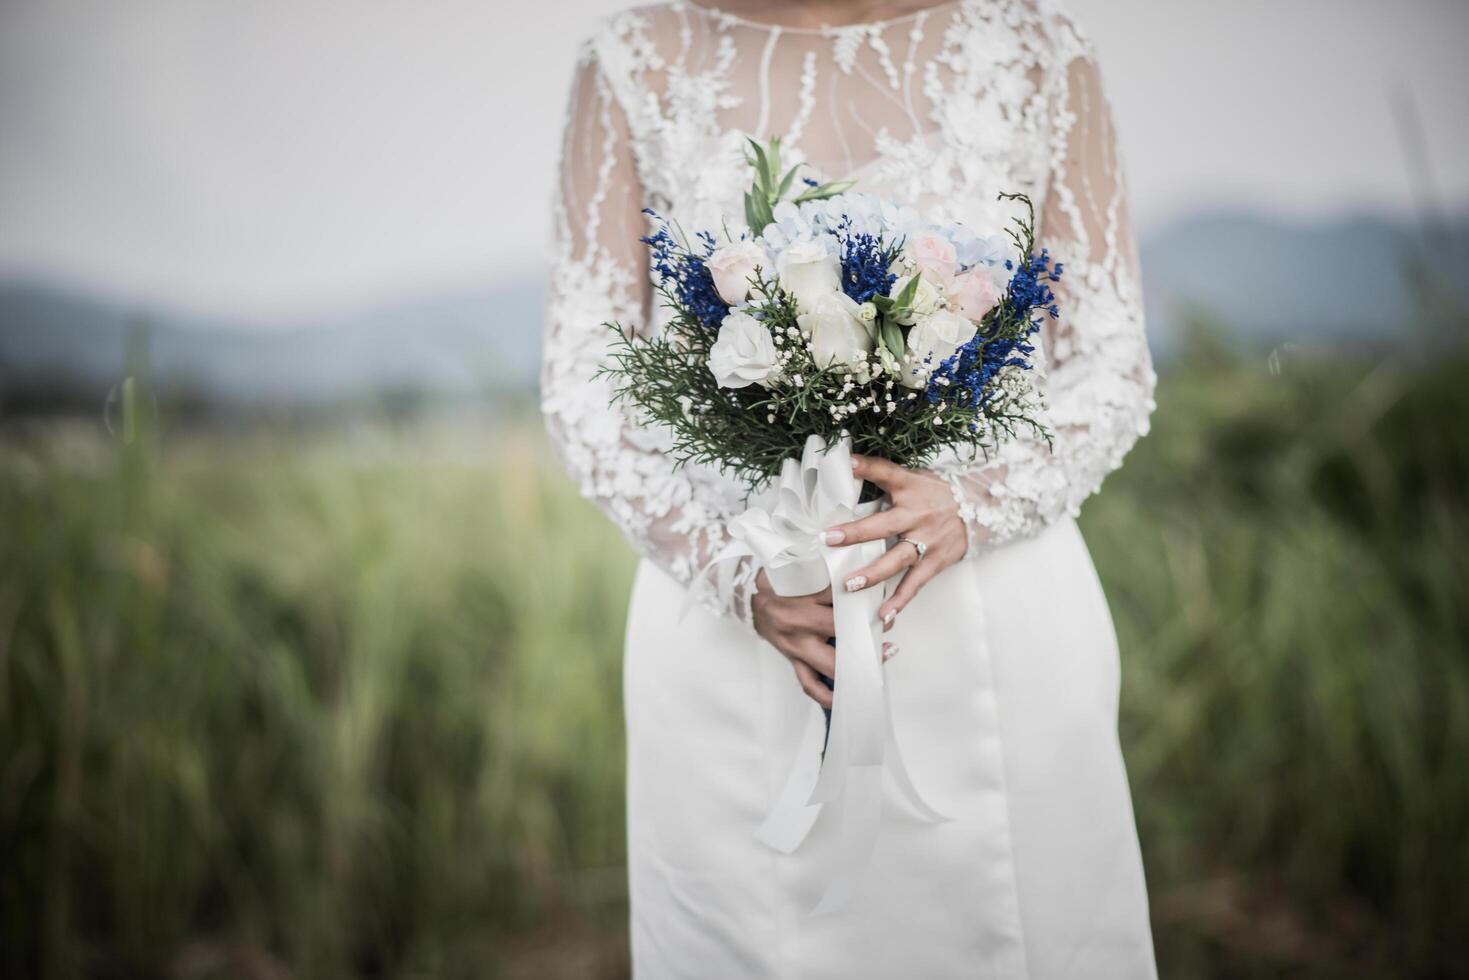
[641,210,730,330]
[1004,248,1062,321]
[925,249,1060,413]
[838,231,899,305]
[926,330,1037,413]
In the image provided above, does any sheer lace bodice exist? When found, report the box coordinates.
[541,0,1155,625]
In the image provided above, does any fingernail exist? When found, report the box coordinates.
[823,530,845,545]
[844,575,866,592]
[882,643,899,662]
[882,610,896,626]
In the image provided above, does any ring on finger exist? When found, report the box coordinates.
[898,536,927,562]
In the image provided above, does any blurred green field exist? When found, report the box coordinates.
[3,340,1468,979]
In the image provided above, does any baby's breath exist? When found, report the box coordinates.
[598,196,1053,497]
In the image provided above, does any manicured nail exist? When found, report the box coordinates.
[844,575,866,592]
[882,643,898,662]
[882,610,896,626]
[823,530,845,545]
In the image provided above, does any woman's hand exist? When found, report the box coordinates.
[823,455,968,628]
[750,569,896,709]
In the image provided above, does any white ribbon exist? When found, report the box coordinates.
[703,433,948,914]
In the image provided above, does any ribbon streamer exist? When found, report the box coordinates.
[703,433,948,913]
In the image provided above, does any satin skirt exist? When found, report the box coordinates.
[622,517,1157,979]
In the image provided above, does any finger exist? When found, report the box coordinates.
[791,600,836,638]
[880,558,944,623]
[792,660,834,710]
[768,590,834,635]
[843,540,918,593]
[882,641,898,662]
[824,508,906,547]
[788,635,837,677]
[851,454,911,493]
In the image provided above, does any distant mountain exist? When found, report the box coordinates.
[1139,211,1469,355]
[2,211,1465,413]
[0,278,544,408]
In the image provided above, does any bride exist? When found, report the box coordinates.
[541,0,1158,975]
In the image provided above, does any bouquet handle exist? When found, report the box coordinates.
[700,434,949,914]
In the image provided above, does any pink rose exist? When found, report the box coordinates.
[706,240,768,305]
[949,269,1001,322]
[907,233,958,287]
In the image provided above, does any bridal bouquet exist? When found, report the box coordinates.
[607,138,1056,494]
[601,138,1061,909]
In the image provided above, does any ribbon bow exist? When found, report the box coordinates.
[708,434,948,914]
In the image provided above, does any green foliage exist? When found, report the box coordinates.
[2,344,1468,977]
[741,136,853,233]
[0,419,634,980]
[603,268,1039,499]
[1083,347,1469,977]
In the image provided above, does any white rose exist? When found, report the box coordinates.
[798,291,874,371]
[708,311,779,389]
[857,301,878,323]
[891,273,944,326]
[901,309,976,389]
[705,239,768,305]
[776,238,841,314]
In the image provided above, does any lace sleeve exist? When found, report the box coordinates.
[541,45,761,627]
[929,31,1156,554]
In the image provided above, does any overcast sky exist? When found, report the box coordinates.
[1,0,1465,321]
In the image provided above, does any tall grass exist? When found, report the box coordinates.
[1,345,1467,978]
[1,413,633,979]
[1087,346,1469,976]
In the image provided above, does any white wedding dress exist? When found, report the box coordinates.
[541,1,1159,976]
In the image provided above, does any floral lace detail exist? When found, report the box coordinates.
[928,16,1157,556]
[542,0,1154,621]
[542,44,761,626]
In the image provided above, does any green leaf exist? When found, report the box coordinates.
[871,294,895,313]
[775,163,802,203]
[891,270,922,310]
[747,138,772,197]
[879,319,906,360]
[792,179,857,203]
[745,192,774,233]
